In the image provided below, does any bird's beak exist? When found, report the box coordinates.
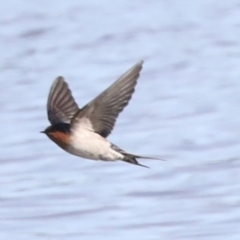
[40,130,45,134]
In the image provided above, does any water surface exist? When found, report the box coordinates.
[1,0,240,239]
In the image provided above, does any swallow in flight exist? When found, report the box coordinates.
[41,61,155,168]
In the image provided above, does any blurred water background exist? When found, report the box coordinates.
[1,0,240,239]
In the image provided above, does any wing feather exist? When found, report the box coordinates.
[47,76,79,124]
[71,61,144,137]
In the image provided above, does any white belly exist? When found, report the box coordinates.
[67,129,122,161]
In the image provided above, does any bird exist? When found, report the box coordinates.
[41,60,155,168]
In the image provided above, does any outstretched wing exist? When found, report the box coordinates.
[47,76,79,124]
[71,61,144,137]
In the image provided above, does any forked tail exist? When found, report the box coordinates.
[111,143,160,168]
[121,152,150,168]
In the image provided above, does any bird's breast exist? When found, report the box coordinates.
[47,131,71,150]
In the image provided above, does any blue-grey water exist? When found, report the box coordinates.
[1,0,240,239]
